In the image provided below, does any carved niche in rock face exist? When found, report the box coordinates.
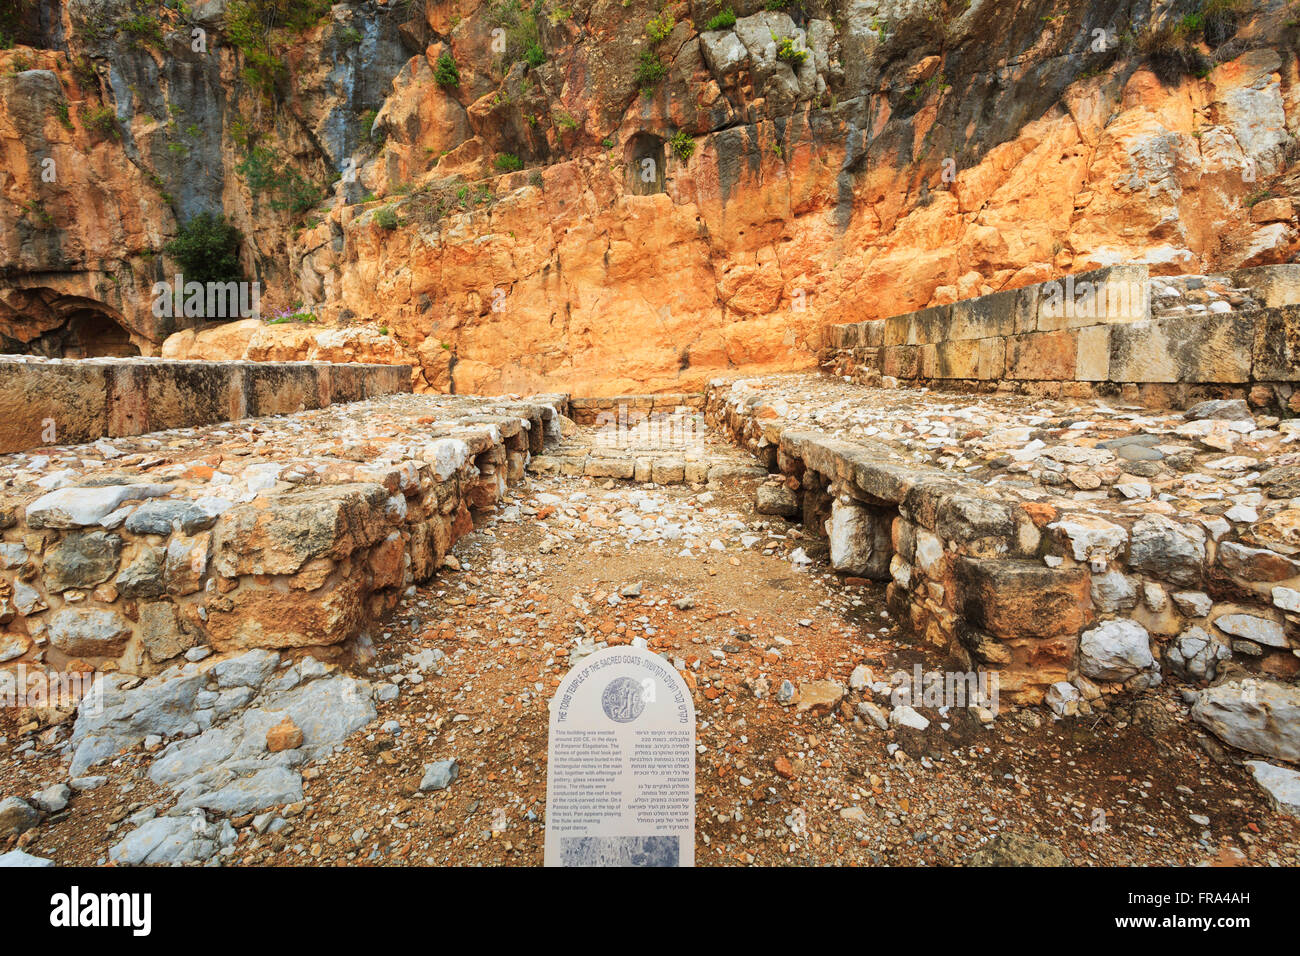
[625,132,666,196]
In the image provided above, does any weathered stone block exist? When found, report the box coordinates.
[1036,265,1150,331]
[934,340,980,379]
[976,337,1006,380]
[1252,305,1300,382]
[203,577,364,651]
[956,558,1093,640]
[139,601,198,662]
[1111,315,1254,384]
[43,531,123,593]
[949,287,1023,341]
[48,607,131,657]
[1005,331,1077,380]
[827,499,892,579]
[213,483,392,577]
[1229,264,1300,308]
[881,345,920,379]
[910,304,954,345]
[0,361,109,453]
[1075,325,1111,381]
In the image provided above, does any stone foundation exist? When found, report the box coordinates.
[0,392,567,676]
[707,375,1300,709]
[0,356,413,454]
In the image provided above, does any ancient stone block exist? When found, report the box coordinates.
[956,558,1092,640]
[43,531,123,593]
[934,339,980,379]
[909,304,954,345]
[1005,331,1077,380]
[585,458,636,479]
[213,483,392,577]
[949,287,1023,341]
[1036,265,1150,331]
[48,607,132,657]
[1128,514,1206,587]
[139,601,198,662]
[976,337,1006,380]
[0,361,109,453]
[1252,305,1300,382]
[204,576,365,651]
[1075,325,1111,381]
[1111,316,1254,384]
[826,499,892,579]
[881,345,920,379]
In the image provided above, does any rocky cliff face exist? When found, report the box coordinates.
[2,0,1298,393]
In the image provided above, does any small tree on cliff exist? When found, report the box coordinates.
[164,212,244,285]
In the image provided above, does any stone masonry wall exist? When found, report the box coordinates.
[0,393,566,678]
[0,356,413,454]
[706,377,1300,742]
[826,265,1300,412]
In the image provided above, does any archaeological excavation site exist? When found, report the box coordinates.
[0,0,1298,904]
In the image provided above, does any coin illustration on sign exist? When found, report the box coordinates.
[601,676,645,723]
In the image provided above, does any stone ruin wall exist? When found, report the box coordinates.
[707,384,1300,719]
[0,356,412,454]
[0,374,567,680]
[825,264,1300,414]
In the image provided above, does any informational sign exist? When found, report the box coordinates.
[544,646,696,867]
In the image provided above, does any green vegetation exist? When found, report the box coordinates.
[225,0,333,96]
[1246,189,1276,207]
[337,25,363,45]
[774,34,808,65]
[80,104,120,140]
[120,11,165,49]
[373,205,400,229]
[23,200,53,227]
[164,212,244,284]
[236,145,325,214]
[268,308,318,324]
[1137,0,1245,84]
[906,72,949,103]
[494,152,524,172]
[434,51,460,87]
[646,10,675,43]
[554,111,578,130]
[635,50,668,92]
[54,101,73,130]
[490,0,546,68]
[407,178,496,226]
[668,130,695,162]
[704,8,736,30]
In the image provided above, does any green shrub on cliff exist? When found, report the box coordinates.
[490,0,546,67]
[704,8,736,30]
[434,51,460,87]
[668,130,695,162]
[165,212,244,285]
[225,0,333,95]
[236,146,325,214]
[635,50,668,92]
[646,11,675,43]
[775,34,808,65]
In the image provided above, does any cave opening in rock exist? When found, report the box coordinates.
[625,133,667,196]
[62,309,140,358]
[0,288,141,358]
